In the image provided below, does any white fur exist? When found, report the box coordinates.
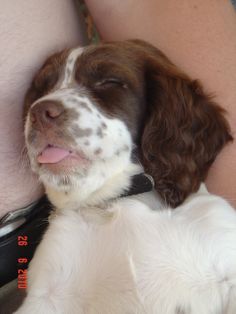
[60,47,85,88]
[18,47,236,314]
[15,186,236,314]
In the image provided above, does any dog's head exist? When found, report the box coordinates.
[24,40,232,208]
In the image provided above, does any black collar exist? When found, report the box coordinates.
[121,173,155,198]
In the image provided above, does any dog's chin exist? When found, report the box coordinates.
[34,160,89,192]
[38,170,86,192]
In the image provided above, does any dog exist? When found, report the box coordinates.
[15,40,236,314]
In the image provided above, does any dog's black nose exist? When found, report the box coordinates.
[30,100,64,129]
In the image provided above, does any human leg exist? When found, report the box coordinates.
[0,0,86,217]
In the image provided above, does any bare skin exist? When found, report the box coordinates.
[0,0,87,217]
[86,0,236,207]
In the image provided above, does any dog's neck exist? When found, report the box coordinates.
[45,163,145,211]
[127,189,163,212]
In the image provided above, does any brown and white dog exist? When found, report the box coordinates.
[16,40,236,314]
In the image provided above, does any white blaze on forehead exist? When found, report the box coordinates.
[30,47,86,108]
[60,47,85,89]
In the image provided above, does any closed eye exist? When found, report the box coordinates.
[95,78,128,89]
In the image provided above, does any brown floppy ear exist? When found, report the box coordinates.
[129,40,233,207]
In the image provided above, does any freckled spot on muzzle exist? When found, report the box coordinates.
[96,127,104,138]
[71,125,93,138]
[94,148,102,155]
[101,122,107,129]
[84,140,90,146]
[123,145,129,151]
[80,102,93,113]
[66,108,80,121]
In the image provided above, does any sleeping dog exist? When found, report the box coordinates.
[16,40,236,314]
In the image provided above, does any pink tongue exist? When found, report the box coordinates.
[38,147,70,164]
